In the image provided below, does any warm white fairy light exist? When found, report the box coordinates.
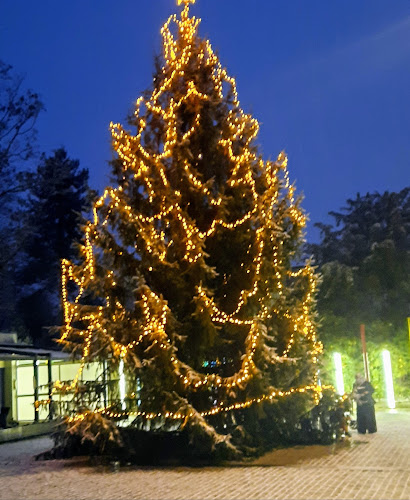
[50,0,323,423]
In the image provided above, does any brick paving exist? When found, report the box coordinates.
[0,410,409,499]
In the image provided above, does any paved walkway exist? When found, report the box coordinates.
[0,410,409,499]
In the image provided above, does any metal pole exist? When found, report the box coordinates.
[47,355,53,420]
[360,324,370,381]
[33,357,39,422]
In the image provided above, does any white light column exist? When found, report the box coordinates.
[119,359,126,410]
[333,352,345,395]
[382,350,395,409]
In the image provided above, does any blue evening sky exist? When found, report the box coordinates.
[1,0,409,241]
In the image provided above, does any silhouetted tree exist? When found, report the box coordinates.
[15,148,91,345]
[309,188,409,328]
[0,60,43,331]
[0,59,43,207]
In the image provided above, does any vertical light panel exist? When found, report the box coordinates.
[382,350,395,409]
[333,352,344,395]
[119,360,126,410]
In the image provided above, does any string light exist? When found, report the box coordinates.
[65,383,332,424]
[50,0,324,423]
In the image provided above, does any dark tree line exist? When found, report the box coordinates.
[0,60,91,347]
[308,189,410,399]
[308,188,410,332]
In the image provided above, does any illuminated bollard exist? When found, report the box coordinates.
[333,352,345,395]
[382,350,395,409]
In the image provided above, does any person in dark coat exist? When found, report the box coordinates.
[352,373,377,434]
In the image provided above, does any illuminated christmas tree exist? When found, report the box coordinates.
[52,0,342,460]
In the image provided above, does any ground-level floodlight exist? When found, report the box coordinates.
[333,352,344,395]
[119,359,126,410]
[382,350,395,409]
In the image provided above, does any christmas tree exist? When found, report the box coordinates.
[51,0,344,460]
